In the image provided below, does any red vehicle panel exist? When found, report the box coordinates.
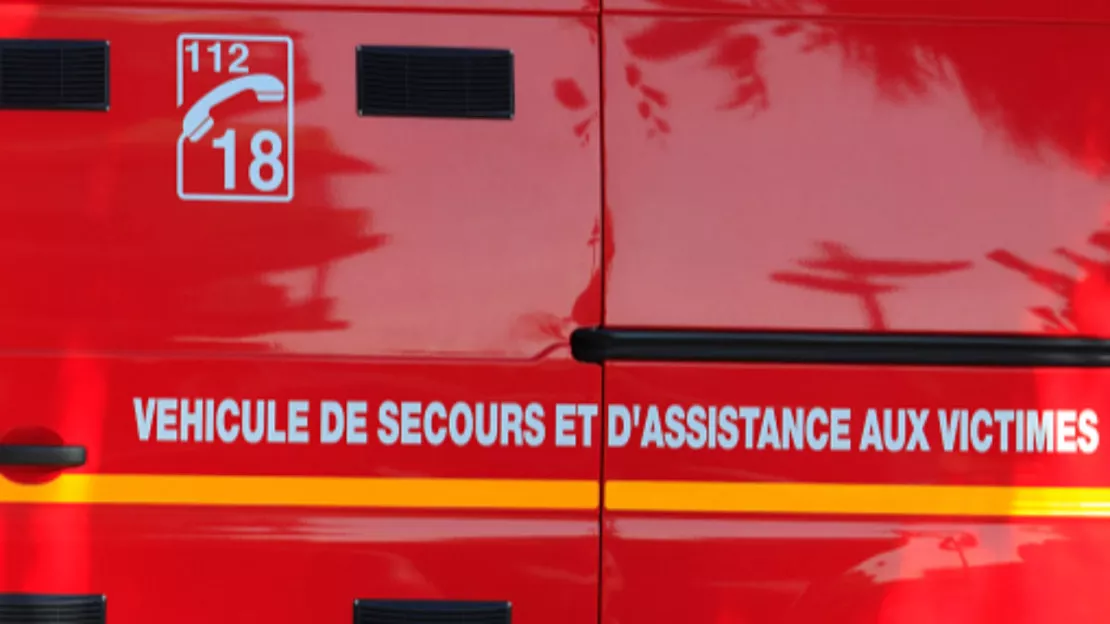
[603,13,1110,336]
[599,4,1110,624]
[602,362,1110,623]
[50,0,594,15]
[0,357,600,622]
[6,0,1110,622]
[603,0,1110,21]
[0,3,602,623]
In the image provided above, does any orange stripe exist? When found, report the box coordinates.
[0,474,598,510]
[606,480,1110,518]
[4,476,1109,518]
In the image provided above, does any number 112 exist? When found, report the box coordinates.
[184,41,250,74]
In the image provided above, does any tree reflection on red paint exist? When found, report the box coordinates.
[553,77,599,145]
[0,10,394,598]
[0,15,390,352]
[624,1,1110,176]
[988,223,1110,335]
[517,204,612,358]
[621,18,746,137]
[772,241,972,330]
[555,8,602,145]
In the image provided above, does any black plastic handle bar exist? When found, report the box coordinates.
[0,444,86,468]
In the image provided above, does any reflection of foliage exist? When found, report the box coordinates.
[786,20,946,104]
[772,241,972,330]
[2,14,390,350]
[553,78,598,145]
[708,32,769,112]
[625,64,672,138]
[621,17,769,135]
[556,7,603,145]
[577,0,600,44]
[516,206,611,358]
[626,3,1110,175]
[804,21,1110,173]
[989,223,1110,335]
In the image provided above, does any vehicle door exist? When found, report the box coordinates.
[589,2,1110,622]
[0,1,602,622]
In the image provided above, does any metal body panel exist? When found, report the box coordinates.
[5,0,1110,622]
[600,5,1110,624]
[603,14,1110,336]
[0,4,602,623]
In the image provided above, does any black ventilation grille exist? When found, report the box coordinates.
[0,39,109,111]
[0,593,106,623]
[356,46,513,119]
[354,599,511,623]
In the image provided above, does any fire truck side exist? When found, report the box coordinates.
[2,0,1110,622]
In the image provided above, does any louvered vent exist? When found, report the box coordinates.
[356,46,513,119]
[0,593,106,623]
[0,39,109,111]
[354,599,511,623]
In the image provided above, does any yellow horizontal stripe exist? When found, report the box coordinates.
[606,480,1110,518]
[3,476,1109,518]
[0,474,598,511]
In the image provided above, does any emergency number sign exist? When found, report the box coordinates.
[175,33,295,203]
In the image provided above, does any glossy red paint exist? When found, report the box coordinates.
[603,13,1110,336]
[7,0,1110,622]
[602,363,1110,623]
[604,0,1110,21]
[0,2,602,623]
[600,3,1110,624]
[605,513,1110,623]
[49,0,597,15]
[0,4,602,359]
[605,363,1109,488]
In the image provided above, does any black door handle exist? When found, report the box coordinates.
[0,444,86,468]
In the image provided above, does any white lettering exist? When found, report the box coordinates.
[400,401,422,445]
[123,398,1101,457]
[806,407,828,451]
[241,400,264,444]
[323,400,346,444]
[859,408,882,451]
[288,400,309,444]
[757,407,781,450]
[1027,410,1053,453]
[718,406,739,450]
[907,408,929,451]
[450,402,474,445]
[181,398,203,442]
[970,408,992,453]
[939,409,959,451]
[666,405,686,449]
[995,409,1014,452]
[346,401,369,445]
[265,400,286,443]
[609,405,632,448]
[556,403,577,448]
[156,398,178,442]
[1056,409,1078,453]
[134,398,155,441]
[641,406,664,448]
[217,399,239,443]
[1079,409,1100,453]
[476,404,498,447]
[424,401,448,446]
[578,403,597,448]
[830,408,851,451]
[501,403,524,446]
[524,402,546,447]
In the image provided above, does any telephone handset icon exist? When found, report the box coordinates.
[181,73,286,143]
